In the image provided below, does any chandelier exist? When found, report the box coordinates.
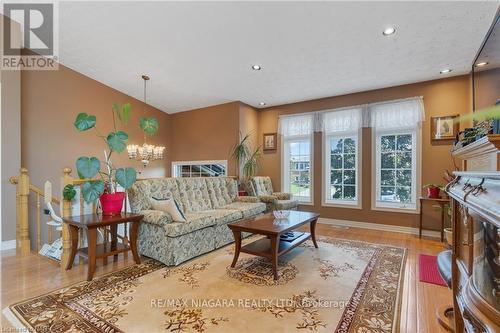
[127,75,165,167]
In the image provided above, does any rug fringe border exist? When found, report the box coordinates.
[2,307,28,332]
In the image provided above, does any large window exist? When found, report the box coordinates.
[283,137,313,203]
[324,132,361,206]
[172,160,227,178]
[374,130,418,210]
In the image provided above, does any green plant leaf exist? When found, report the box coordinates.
[121,103,131,124]
[62,184,76,201]
[115,167,137,189]
[82,181,104,203]
[107,131,128,152]
[74,113,96,131]
[140,117,159,136]
[112,103,121,121]
[243,147,261,179]
[76,156,100,179]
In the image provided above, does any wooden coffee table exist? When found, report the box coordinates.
[63,213,143,281]
[228,211,319,280]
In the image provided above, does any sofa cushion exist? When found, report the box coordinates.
[141,209,173,226]
[205,177,238,208]
[163,212,216,237]
[200,209,243,226]
[221,201,266,218]
[129,178,181,212]
[176,178,213,213]
[275,199,299,210]
[251,176,274,196]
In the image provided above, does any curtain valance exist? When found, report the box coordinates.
[277,96,425,136]
[278,113,316,137]
[367,97,425,130]
[321,106,366,134]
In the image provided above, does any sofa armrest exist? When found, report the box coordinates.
[140,210,173,226]
[272,192,291,200]
[258,195,278,204]
[236,196,260,203]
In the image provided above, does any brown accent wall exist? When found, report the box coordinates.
[258,75,472,230]
[21,64,172,200]
[169,102,241,176]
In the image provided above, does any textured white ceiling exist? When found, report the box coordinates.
[56,1,499,113]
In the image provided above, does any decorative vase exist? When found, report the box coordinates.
[99,192,125,216]
[427,187,441,199]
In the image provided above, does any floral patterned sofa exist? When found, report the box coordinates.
[128,177,266,266]
[247,176,299,212]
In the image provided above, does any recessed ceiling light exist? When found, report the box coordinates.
[252,64,262,70]
[440,68,452,74]
[259,102,266,106]
[382,27,396,36]
[475,62,488,67]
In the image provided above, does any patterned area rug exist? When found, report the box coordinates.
[5,236,407,333]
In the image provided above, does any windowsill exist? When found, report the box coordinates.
[371,204,419,214]
[296,200,314,206]
[322,202,362,210]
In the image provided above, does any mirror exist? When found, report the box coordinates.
[473,15,500,111]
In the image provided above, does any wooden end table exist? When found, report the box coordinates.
[62,213,143,281]
[228,211,319,280]
[419,197,450,242]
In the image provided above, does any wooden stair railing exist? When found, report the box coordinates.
[9,168,61,257]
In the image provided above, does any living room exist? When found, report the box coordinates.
[1,2,500,333]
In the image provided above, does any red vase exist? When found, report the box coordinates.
[100,192,125,216]
[427,187,441,199]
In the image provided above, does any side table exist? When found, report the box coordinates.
[62,212,143,281]
[419,197,450,242]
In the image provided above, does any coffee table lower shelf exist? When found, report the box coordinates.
[241,232,311,258]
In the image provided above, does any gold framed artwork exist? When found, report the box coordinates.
[263,133,277,151]
[431,115,459,141]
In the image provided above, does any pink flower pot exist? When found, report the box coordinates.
[427,187,441,199]
[99,192,125,216]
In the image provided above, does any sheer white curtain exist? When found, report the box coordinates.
[367,97,425,130]
[320,106,366,134]
[277,96,425,135]
[278,113,315,137]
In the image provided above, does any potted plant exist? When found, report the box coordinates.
[231,132,261,194]
[71,103,158,215]
[423,184,444,199]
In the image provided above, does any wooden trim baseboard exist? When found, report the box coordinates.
[318,217,441,239]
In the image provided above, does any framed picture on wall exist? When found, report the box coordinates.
[263,133,277,151]
[431,115,459,141]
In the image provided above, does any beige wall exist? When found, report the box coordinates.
[21,64,172,204]
[169,102,240,176]
[258,75,471,230]
[1,17,21,242]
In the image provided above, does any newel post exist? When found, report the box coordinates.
[60,167,73,269]
[17,168,31,256]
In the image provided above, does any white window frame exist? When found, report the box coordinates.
[371,127,421,213]
[171,160,228,178]
[322,129,362,209]
[281,134,314,205]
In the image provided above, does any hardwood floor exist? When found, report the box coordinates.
[0,224,451,332]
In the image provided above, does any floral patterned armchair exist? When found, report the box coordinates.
[247,176,299,212]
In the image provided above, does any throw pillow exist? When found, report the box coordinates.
[151,196,187,223]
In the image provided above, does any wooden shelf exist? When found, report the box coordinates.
[241,232,311,258]
[452,134,500,160]
[78,243,130,259]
